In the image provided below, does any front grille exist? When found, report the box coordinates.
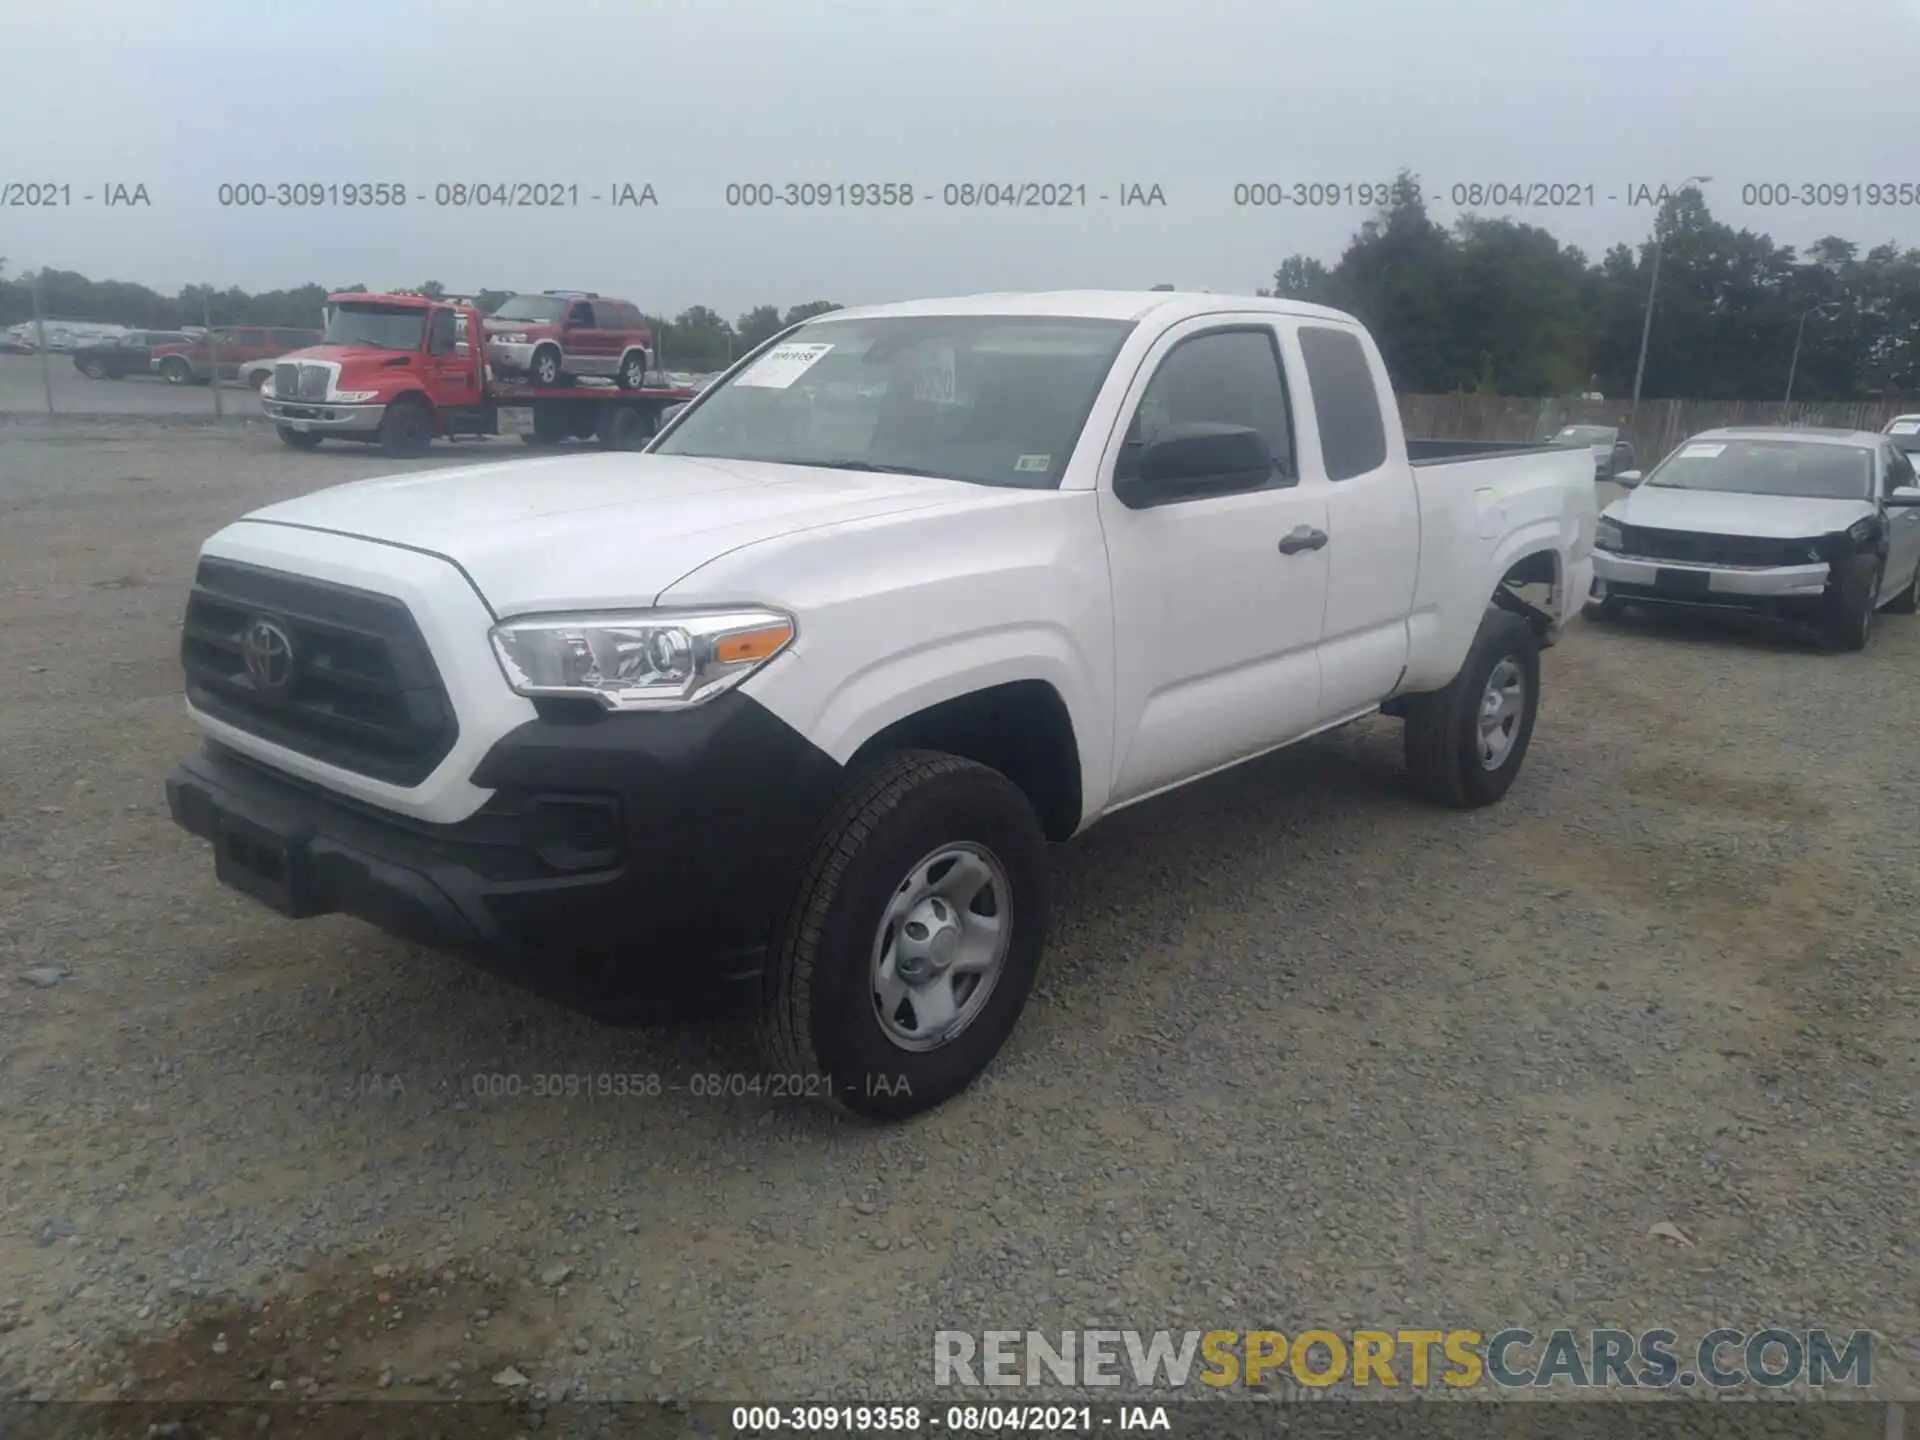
[1615,526,1815,569]
[180,559,458,787]
[274,362,328,399]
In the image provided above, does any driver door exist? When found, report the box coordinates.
[1098,319,1331,806]
[1882,443,1920,597]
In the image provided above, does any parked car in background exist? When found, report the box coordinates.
[1588,427,1920,650]
[0,325,36,354]
[73,330,197,379]
[1549,423,1635,481]
[151,326,324,385]
[482,291,654,388]
[1883,414,1920,457]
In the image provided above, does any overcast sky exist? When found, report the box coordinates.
[4,0,1918,316]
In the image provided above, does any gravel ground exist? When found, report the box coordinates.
[0,420,1915,1414]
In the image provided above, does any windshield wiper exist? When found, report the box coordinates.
[788,459,953,478]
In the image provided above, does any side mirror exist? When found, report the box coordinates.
[1116,422,1274,507]
[1614,469,1644,488]
[1888,485,1920,507]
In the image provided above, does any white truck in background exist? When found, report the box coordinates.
[165,290,1598,1119]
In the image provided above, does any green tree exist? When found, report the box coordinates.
[782,300,841,327]
[735,304,785,351]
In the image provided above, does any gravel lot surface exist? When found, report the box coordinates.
[0,420,1914,1414]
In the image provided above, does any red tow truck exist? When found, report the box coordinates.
[259,291,699,456]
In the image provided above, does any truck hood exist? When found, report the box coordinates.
[234,453,976,613]
[1606,484,1871,538]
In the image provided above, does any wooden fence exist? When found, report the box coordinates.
[1400,394,1911,469]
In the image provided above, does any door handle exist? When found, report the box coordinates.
[1278,525,1328,555]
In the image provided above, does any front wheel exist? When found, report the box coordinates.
[1401,607,1541,809]
[276,426,323,450]
[377,398,436,458]
[1823,556,1880,651]
[758,752,1051,1121]
[159,356,194,385]
[78,358,106,379]
[530,347,565,388]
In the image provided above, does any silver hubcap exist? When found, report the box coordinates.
[1477,657,1526,771]
[869,843,1011,1052]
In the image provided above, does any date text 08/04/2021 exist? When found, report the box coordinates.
[728,1405,1171,1433]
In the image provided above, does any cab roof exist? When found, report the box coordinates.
[816,289,1363,327]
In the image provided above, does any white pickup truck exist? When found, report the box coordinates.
[165,291,1597,1118]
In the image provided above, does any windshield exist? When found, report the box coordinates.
[489,295,568,323]
[1645,437,1874,500]
[323,303,425,351]
[1552,425,1615,446]
[1886,420,1920,455]
[653,315,1136,488]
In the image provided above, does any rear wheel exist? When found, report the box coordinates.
[758,752,1050,1121]
[1402,607,1541,809]
[531,346,564,388]
[597,405,652,450]
[377,397,436,458]
[276,426,323,450]
[616,352,648,390]
[78,357,107,379]
[159,356,194,385]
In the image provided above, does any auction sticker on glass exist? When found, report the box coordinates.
[736,343,834,389]
[1889,420,1920,435]
[1680,442,1726,458]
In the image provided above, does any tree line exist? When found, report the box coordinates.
[6,174,1919,397]
[1263,172,1920,402]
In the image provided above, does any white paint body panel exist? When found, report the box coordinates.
[180,291,1598,836]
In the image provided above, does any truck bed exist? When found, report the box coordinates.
[488,382,700,405]
[1407,438,1557,464]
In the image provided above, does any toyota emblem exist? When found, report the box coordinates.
[242,617,297,693]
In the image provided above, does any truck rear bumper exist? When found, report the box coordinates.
[261,397,386,435]
[1593,553,1831,600]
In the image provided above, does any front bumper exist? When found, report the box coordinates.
[164,691,848,1013]
[487,341,536,374]
[260,396,386,434]
[1593,551,1831,603]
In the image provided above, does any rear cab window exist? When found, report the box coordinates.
[1296,325,1388,481]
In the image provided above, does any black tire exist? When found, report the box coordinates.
[759,751,1050,1121]
[1584,595,1626,622]
[530,346,565,388]
[248,369,269,391]
[1822,555,1880,651]
[597,405,651,450]
[1402,607,1541,809]
[275,425,323,450]
[616,351,648,390]
[529,405,570,445]
[159,356,194,385]
[1884,559,1920,615]
[377,398,436,458]
[78,358,106,379]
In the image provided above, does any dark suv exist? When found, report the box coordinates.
[482,292,654,389]
[73,330,197,379]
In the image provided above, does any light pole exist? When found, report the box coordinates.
[1783,301,1841,413]
[1629,174,1712,413]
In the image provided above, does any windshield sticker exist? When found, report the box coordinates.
[1889,420,1920,435]
[1680,442,1726,458]
[735,342,834,389]
[1014,454,1052,473]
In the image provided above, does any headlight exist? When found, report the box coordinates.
[1595,518,1624,552]
[494,332,528,344]
[489,608,796,711]
[259,381,275,397]
[333,389,377,402]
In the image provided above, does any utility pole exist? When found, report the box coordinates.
[1783,302,1840,415]
[1630,174,1712,415]
[202,289,223,418]
[29,269,55,415]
